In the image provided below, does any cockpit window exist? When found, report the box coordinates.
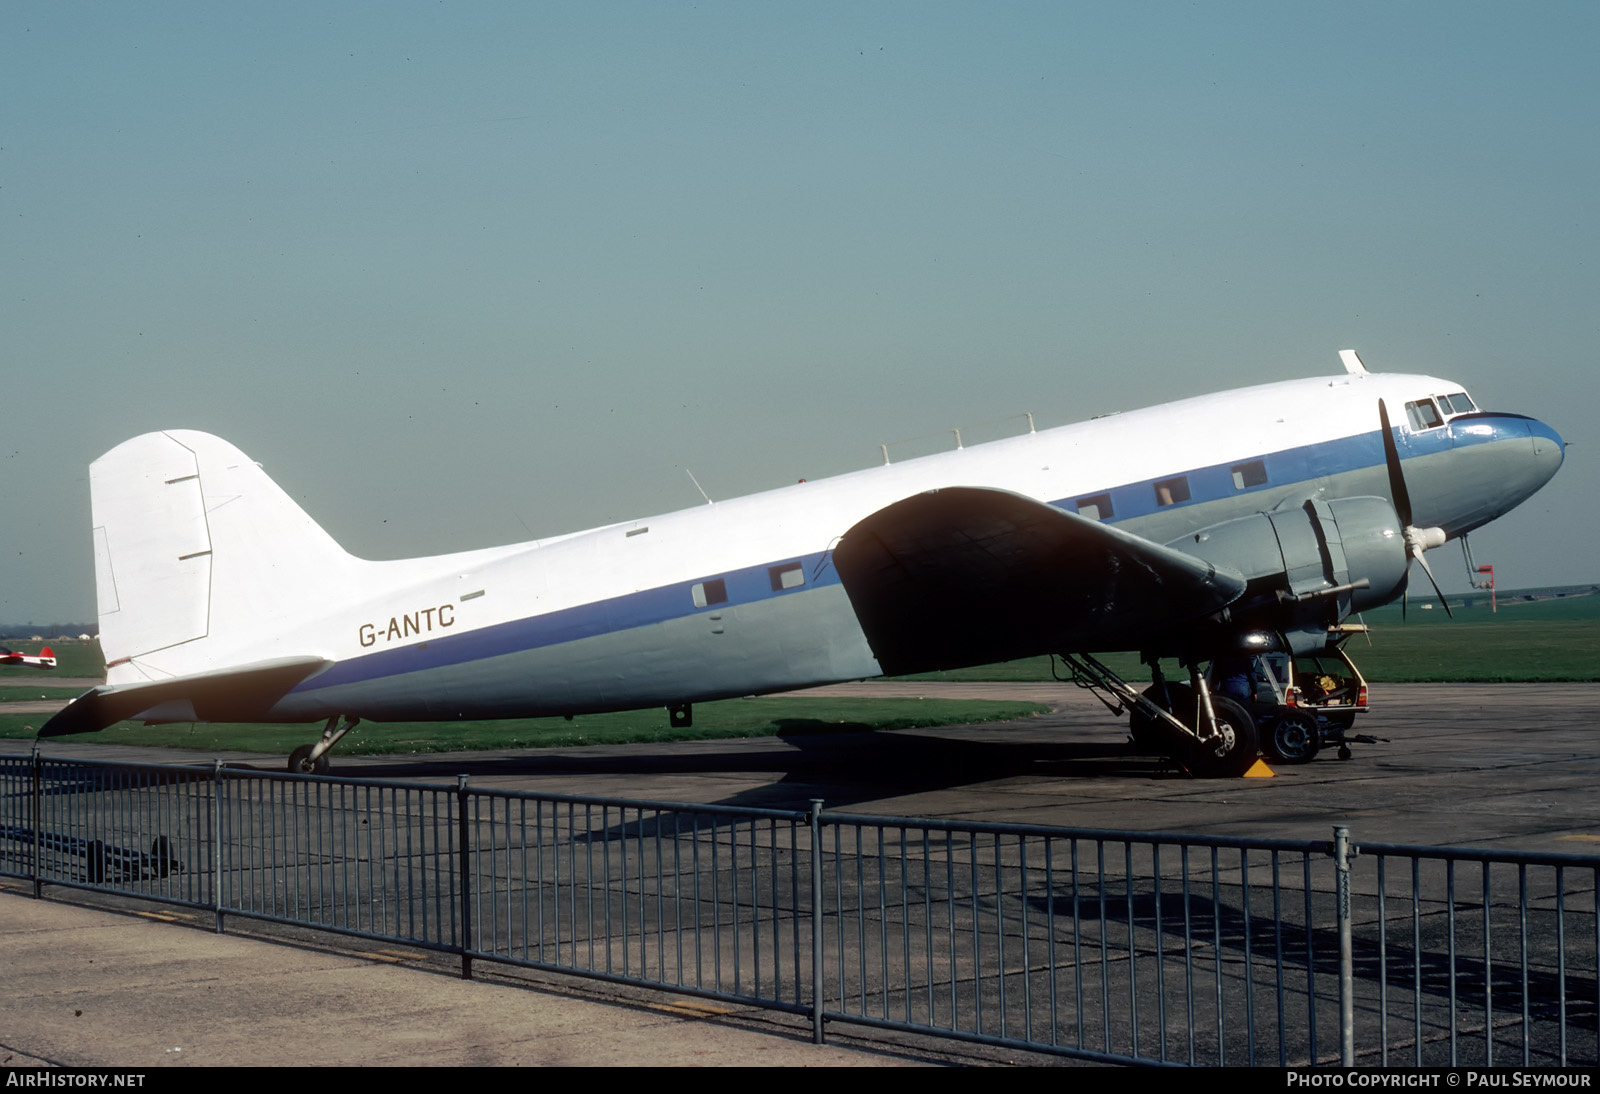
[1405,399,1444,431]
[1441,392,1476,415]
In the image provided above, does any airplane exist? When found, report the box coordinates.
[1,646,56,669]
[39,350,1564,777]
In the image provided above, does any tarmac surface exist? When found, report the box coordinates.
[3,681,1599,1067]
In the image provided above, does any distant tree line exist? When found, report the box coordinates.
[0,623,97,639]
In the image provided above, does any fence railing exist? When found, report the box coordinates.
[2,751,1594,1066]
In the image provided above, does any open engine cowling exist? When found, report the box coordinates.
[1166,496,1410,635]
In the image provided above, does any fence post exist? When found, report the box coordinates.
[29,743,41,898]
[810,798,824,1045]
[458,775,473,980]
[1333,824,1354,1066]
[212,760,225,933]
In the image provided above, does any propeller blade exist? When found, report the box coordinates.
[1412,546,1455,618]
[1377,399,1414,528]
[1379,401,1454,618]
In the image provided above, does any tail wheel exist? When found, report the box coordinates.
[288,744,330,775]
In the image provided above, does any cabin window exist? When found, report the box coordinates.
[1406,399,1444,431]
[1442,392,1476,415]
[1154,476,1191,507]
[691,579,727,608]
[1231,460,1268,490]
[1075,493,1113,521]
[768,563,804,591]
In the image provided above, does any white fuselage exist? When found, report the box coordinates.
[90,369,1563,724]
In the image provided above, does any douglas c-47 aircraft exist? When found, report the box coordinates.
[41,351,1564,777]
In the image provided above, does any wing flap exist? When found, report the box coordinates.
[38,656,332,737]
[833,487,1245,675]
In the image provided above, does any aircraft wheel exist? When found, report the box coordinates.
[1182,695,1259,778]
[288,745,330,775]
[1130,683,1190,754]
[1264,712,1320,764]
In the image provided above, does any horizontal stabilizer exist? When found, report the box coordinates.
[38,657,331,737]
[835,487,1246,675]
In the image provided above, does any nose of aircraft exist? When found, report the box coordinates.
[1528,416,1566,487]
[1491,414,1565,523]
[1419,411,1566,537]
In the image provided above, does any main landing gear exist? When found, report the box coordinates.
[287,715,360,774]
[1059,654,1260,778]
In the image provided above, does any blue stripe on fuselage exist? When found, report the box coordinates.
[292,414,1526,696]
[300,552,837,692]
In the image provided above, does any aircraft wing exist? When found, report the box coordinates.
[38,656,331,737]
[833,487,1246,676]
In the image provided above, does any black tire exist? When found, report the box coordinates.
[1264,712,1321,764]
[1129,683,1192,754]
[1182,694,1259,778]
[287,745,330,775]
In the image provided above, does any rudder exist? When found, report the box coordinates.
[92,431,358,684]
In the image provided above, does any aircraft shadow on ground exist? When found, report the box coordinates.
[323,725,1167,814]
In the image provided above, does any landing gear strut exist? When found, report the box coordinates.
[288,715,360,774]
[1061,654,1260,778]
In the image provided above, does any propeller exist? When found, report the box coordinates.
[1378,400,1453,618]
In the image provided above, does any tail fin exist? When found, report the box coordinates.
[92,431,359,685]
[38,647,55,666]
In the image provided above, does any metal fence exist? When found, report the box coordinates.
[2,750,1594,1066]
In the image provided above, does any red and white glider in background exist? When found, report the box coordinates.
[1,646,57,669]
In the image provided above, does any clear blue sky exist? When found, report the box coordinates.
[3,1,1595,623]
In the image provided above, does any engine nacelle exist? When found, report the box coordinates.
[1167,496,1410,633]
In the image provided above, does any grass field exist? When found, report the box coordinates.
[0,640,103,678]
[1345,594,1600,681]
[0,687,85,704]
[900,591,1600,683]
[0,697,1049,757]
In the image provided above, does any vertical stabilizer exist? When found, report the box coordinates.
[93,431,359,684]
